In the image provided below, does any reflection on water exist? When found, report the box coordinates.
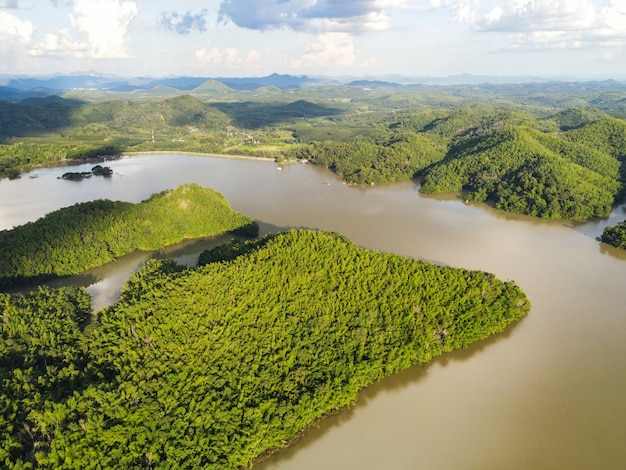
[2,154,626,469]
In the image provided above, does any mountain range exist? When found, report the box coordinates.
[2,72,626,104]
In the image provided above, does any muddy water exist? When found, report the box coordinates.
[2,154,626,469]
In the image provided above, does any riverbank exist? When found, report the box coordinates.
[2,150,286,181]
[123,150,279,162]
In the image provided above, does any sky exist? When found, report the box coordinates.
[1,0,625,79]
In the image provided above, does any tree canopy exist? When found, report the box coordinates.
[0,184,257,287]
[1,230,530,469]
[600,220,626,249]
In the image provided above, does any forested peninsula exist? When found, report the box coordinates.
[1,229,530,469]
[0,184,257,287]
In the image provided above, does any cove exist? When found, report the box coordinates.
[2,153,626,469]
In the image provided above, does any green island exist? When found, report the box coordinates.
[1,84,626,222]
[600,221,626,249]
[61,165,113,181]
[0,184,257,287]
[1,229,530,469]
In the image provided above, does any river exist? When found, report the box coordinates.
[1,154,626,469]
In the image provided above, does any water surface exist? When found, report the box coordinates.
[2,154,625,469]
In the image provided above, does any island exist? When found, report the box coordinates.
[600,220,626,249]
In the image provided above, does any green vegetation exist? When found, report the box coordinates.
[600,220,626,249]
[0,184,257,287]
[1,229,530,468]
[90,165,113,176]
[60,165,113,180]
[287,103,626,219]
[285,123,447,184]
[0,286,93,468]
[420,123,623,219]
[2,84,626,220]
[0,95,340,178]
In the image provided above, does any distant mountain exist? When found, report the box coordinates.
[143,77,209,91]
[2,73,626,104]
[1,73,321,95]
[347,80,399,88]
[5,75,133,91]
[191,79,235,95]
[0,86,51,101]
[216,73,315,90]
[341,73,551,86]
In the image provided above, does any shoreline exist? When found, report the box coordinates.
[123,150,278,162]
[6,151,285,180]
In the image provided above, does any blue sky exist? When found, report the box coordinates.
[1,0,625,79]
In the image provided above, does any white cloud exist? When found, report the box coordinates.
[508,30,585,50]
[218,0,410,33]
[462,0,626,52]
[290,32,357,68]
[30,0,138,59]
[0,11,34,44]
[478,0,598,32]
[311,10,392,33]
[195,45,262,67]
[31,28,88,57]
[599,0,626,38]
[429,0,481,24]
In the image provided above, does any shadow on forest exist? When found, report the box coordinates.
[210,100,344,129]
[0,96,86,143]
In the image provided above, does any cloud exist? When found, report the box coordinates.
[30,0,138,59]
[428,0,480,24]
[0,0,20,8]
[478,0,598,32]
[475,0,626,51]
[428,0,626,53]
[0,10,34,44]
[217,0,410,33]
[599,0,626,38]
[195,44,262,67]
[290,32,357,67]
[158,9,208,35]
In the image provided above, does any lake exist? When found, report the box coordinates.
[2,153,626,469]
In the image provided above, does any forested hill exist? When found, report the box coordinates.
[0,94,340,179]
[291,105,626,220]
[420,122,624,219]
[2,86,626,220]
[0,184,257,287]
[0,229,530,468]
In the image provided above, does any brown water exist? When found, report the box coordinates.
[2,154,626,469]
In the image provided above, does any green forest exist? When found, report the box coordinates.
[0,184,257,287]
[2,85,626,221]
[1,229,530,469]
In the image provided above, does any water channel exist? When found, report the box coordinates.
[1,153,626,469]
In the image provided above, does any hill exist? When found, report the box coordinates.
[420,121,623,219]
[2,84,626,220]
[0,184,257,286]
[288,104,626,220]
